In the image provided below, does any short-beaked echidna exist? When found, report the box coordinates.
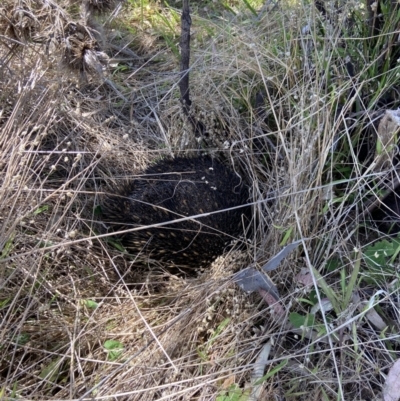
[101,157,251,267]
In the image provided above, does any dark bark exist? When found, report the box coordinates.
[179,0,204,136]
[179,0,192,116]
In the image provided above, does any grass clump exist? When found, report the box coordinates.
[1,0,400,400]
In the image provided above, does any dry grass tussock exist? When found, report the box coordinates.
[1,0,400,399]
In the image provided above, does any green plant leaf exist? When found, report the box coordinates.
[82,299,99,309]
[207,318,230,349]
[104,339,124,361]
[241,0,257,16]
[0,234,14,259]
[0,298,10,309]
[343,253,360,306]
[289,312,315,329]
[216,384,250,401]
[310,265,340,313]
[33,205,49,215]
[363,237,400,268]
[325,258,340,272]
[254,359,288,385]
[15,333,30,345]
[39,358,62,381]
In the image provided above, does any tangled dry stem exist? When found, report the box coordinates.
[0,0,399,400]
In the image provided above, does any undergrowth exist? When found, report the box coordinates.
[1,0,400,400]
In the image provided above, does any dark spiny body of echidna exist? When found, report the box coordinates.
[102,157,251,267]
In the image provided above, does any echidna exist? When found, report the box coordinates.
[102,157,251,267]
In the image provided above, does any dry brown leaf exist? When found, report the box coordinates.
[296,267,313,289]
[375,109,400,170]
[221,374,236,389]
[311,298,333,315]
[259,289,285,317]
[365,308,387,331]
[383,359,400,401]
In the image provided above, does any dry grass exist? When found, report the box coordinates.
[1,0,400,400]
